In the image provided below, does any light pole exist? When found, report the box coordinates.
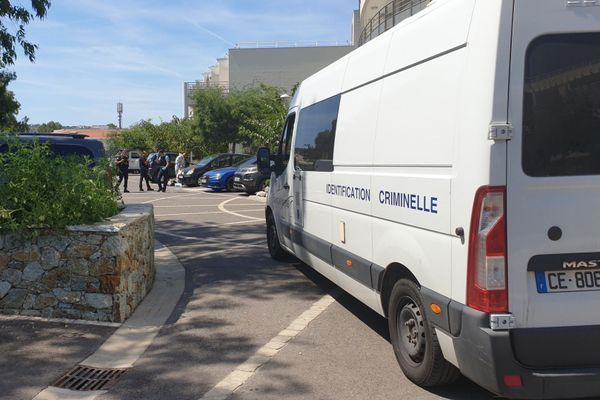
[117,102,123,129]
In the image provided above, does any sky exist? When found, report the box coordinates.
[8,0,357,127]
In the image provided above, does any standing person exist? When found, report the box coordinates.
[156,149,170,192]
[175,152,186,185]
[138,150,154,192]
[115,149,130,193]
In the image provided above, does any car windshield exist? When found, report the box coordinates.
[196,155,217,167]
[237,157,256,168]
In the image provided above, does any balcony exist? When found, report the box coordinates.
[184,81,230,96]
[359,0,431,46]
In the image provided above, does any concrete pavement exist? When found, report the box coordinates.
[1,187,497,400]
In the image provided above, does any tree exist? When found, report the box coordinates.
[0,71,28,132]
[232,84,287,148]
[0,0,51,68]
[106,117,207,159]
[106,123,117,129]
[190,83,287,151]
[192,86,236,152]
[37,120,62,133]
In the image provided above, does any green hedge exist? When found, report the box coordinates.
[0,139,119,233]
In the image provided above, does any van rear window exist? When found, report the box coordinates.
[523,33,600,177]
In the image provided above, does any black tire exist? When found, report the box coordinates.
[266,211,288,261]
[258,178,268,192]
[226,177,234,192]
[388,279,460,387]
[196,176,202,187]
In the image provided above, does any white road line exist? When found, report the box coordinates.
[155,230,264,247]
[154,203,260,208]
[32,241,185,400]
[141,193,199,204]
[155,209,265,218]
[199,295,336,400]
[178,241,267,259]
[222,220,264,226]
[218,198,263,221]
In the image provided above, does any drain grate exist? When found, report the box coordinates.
[53,365,127,391]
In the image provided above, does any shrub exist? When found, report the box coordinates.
[0,139,119,234]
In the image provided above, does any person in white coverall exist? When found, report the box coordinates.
[175,152,186,184]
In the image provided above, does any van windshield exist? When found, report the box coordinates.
[523,33,600,177]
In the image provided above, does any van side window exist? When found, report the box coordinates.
[294,95,341,172]
[277,113,296,175]
[523,33,600,177]
[50,145,94,159]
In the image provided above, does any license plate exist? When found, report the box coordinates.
[234,176,241,182]
[201,177,207,182]
[536,270,600,293]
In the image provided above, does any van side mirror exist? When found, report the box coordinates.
[257,147,271,171]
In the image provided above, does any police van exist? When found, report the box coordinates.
[257,0,600,398]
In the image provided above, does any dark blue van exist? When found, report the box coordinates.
[0,133,106,165]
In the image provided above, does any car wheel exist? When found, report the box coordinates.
[226,177,234,192]
[257,179,268,192]
[196,176,202,187]
[388,279,460,387]
[266,211,288,261]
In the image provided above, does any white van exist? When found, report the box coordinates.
[257,0,600,398]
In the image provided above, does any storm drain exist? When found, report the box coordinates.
[53,365,127,391]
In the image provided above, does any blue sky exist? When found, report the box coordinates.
[9,0,356,127]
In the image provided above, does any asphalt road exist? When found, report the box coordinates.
[101,186,497,400]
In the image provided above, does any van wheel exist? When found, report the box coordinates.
[388,279,460,387]
[267,211,288,261]
[196,176,202,187]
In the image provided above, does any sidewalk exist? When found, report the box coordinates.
[0,241,184,400]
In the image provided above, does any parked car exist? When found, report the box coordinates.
[233,157,270,194]
[201,156,253,191]
[0,133,105,166]
[178,153,248,187]
[128,150,141,173]
[147,151,184,183]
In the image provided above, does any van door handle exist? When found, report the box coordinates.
[284,184,290,189]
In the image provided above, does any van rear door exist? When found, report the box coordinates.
[507,0,600,329]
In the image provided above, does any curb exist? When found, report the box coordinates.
[32,240,185,400]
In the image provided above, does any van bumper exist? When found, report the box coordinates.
[450,304,600,399]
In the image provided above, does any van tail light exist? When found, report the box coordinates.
[467,186,508,313]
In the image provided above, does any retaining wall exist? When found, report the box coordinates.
[0,204,154,322]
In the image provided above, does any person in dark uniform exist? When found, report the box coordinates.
[156,149,170,192]
[115,150,130,193]
[138,150,154,192]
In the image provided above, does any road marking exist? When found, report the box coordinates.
[155,209,265,217]
[155,230,266,248]
[179,241,267,259]
[141,193,199,204]
[154,203,260,208]
[222,220,264,226]
[199,295,336,400]
[218,198,263,221]
[32,241,185,400]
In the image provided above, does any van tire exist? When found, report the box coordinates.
[388,279,460,387]
[266,211,288,261]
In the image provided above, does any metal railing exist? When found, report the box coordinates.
[358,0,431,46]
[234,40,350,49]
[184,81,230,96]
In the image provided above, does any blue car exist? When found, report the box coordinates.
[201,156,253,191]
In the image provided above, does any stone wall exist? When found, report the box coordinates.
[0,204,154,322]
